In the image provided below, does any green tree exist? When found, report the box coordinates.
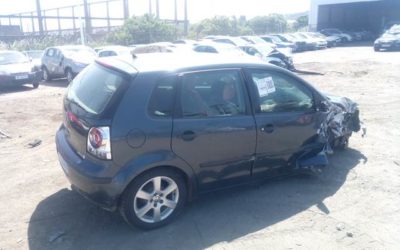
[293,15,309,31]
[189,16,253,39]
[248,14,288,34]
[108,14,175,45]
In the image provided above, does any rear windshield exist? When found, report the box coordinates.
[67,63,125,115]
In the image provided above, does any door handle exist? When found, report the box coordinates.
[261,124,274,133]
[181,131,196,141]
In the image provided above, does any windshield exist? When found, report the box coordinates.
[253,45,274,56]
[0,51,29,65]
[249,36,267,44]
[275,35,288,42]
[218,46,245,56]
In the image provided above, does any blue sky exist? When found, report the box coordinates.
[0,0,310,31]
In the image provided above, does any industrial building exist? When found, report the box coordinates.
[309,0,400,32]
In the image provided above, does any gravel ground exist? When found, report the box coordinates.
[0,45,399,250]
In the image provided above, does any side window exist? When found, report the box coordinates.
[148,76,176,118]
[248,70,314,113]
[46,49,54,57]
[180,70,247,118]
[109,51,117,56]
[193,46,204,53]
[206,47,217,53]
[99,51,109,57]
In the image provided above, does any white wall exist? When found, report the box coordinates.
[309,0,382,30]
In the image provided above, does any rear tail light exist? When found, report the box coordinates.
[87,126,112,160]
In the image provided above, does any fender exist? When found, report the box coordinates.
[113,150,198,198]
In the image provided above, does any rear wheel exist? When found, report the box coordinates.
[32,81,39,88]
[42,67,51,81]
[66,68,74,83]
[119,168,187,230]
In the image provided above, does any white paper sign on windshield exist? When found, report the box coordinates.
[254,76,276,97]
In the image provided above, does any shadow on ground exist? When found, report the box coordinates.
[28,148,367,250]
[0,85,35,95]
[39,78,69,88]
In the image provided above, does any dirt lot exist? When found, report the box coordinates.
[0,45,399,250]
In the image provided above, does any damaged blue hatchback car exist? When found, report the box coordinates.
[56,53,362,229]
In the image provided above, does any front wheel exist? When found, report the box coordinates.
[119,168,187,230]
[42,67,51,82]
[32,81,39,89]
[66,69,74,83]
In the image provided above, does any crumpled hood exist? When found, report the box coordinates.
[318,94,364,153]
[0,62,32,74]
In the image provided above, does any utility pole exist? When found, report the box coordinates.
[155,0,159,18]
[83,0,92,35]
[123,0,129,19]
[35,0,44,35]
[149,0,152,16]
[184,0,188,36]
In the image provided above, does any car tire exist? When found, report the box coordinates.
[42,67,51,82]
[119,168,187,230]
[32,81,39,89]
[66,68,74,83]
[374,46,380,52]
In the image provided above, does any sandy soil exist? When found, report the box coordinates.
[0,45,399,250]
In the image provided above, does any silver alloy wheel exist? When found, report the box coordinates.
[67,70,73,83]
[133,176,179,223]
[43,69,48,81]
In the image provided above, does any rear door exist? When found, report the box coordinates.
[245,68,321,177]
[171,69,257,191]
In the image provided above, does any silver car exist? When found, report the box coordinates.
[41,45,97,83]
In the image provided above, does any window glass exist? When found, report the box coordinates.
[248,70,313,113]
[67,63,125,115]
[181,70,246,118]
[99,51,109,57]
[46,49,54,57]
[148,77,176,117]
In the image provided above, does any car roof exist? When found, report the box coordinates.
[96,52,271,75]
[98,45,130,51]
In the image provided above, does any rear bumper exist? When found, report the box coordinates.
[55,127,123,211]
[0,71,41,86]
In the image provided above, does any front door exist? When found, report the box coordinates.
[171,69,257,191]
[245,68,321,177]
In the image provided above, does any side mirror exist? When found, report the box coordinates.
[318,100,330,112]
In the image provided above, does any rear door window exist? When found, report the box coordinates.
[148,76,176,117]
[67,63,126,115]
[180,70,247,118]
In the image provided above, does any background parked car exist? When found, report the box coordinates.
[41,45,97,83]
[275,34,308,52]
[259,35,296,52]
[240,44,294,70]
[97,46,132,57]
[320,28,353,43]
[297,32,328,49]
[22,50,43,71]
[240,36,277,48]
[0,50,41,88]
[374,24,400,51]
